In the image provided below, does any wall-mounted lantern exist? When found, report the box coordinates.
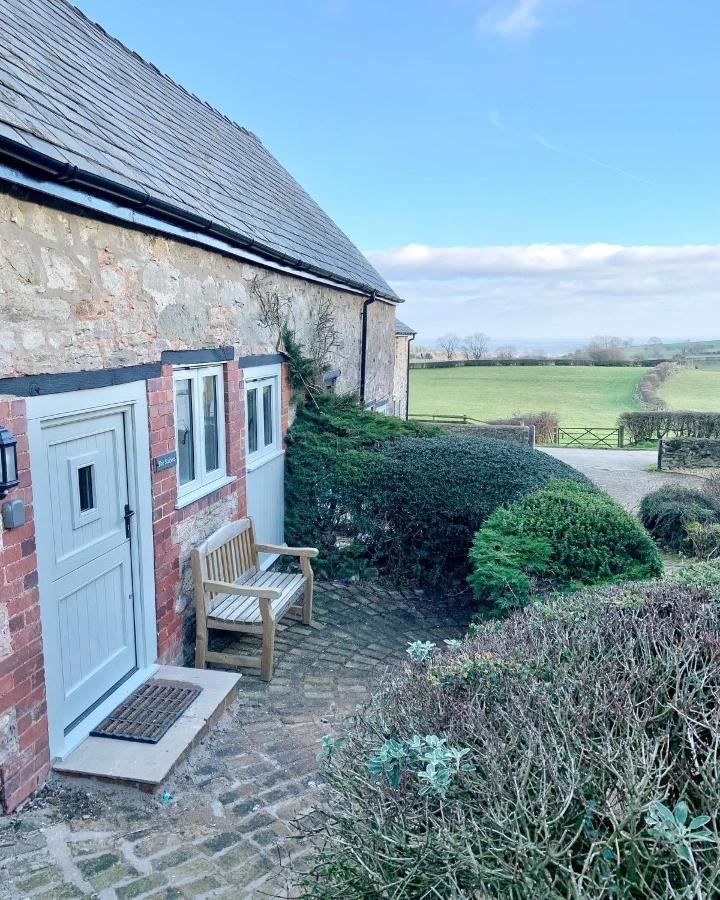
[0,426,19,498]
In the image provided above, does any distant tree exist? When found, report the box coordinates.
[462,332,490,360]
[496,345,517,360]
[647,336,664,357]
[411,344,429,359]
[438,333,460,360]
[586,335,625,362]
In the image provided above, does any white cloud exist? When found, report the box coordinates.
[366,243,720,341]
[479,0,545,36]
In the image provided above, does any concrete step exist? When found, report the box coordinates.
[53,665,240,791]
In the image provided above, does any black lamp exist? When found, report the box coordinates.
[0,426,19,498]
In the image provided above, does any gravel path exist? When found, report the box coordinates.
[540,448,703,514]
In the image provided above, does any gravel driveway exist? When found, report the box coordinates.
[540,448,703,514]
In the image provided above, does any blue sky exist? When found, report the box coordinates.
[73,0,720,343]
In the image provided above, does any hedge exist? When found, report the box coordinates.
[618,410,720,443]
[305,581,720,898]
[469,480,663,613]
[285,395,588,584]
[639,485,720,553]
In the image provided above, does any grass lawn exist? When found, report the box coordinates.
[659,368,720,411]
[409,366,650,427]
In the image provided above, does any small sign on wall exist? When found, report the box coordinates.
[154,451,177,472]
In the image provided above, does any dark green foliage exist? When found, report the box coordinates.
[469,480,663,613]
[619,410,720,443]
[639,485,720,553]
[304,582,720,898]
[285,396,588,583]
[281,325,322,401]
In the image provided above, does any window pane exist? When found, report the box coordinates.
[78,465,95,512]
[203,375,219,473]
[176,378,195,484]
[263,384,274,446]
[247,388,258,454]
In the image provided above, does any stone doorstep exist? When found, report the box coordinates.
[53,665,241,791]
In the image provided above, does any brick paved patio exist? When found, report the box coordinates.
[0,581,473,899]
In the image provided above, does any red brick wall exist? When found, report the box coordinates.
[0,358,255,811]
[147,362,246,664]
[0,398,50,813]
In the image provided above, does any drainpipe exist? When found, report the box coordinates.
[359,292,376,404]
[405,333,415,419]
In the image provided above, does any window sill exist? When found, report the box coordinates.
[175,474,237,510]
[246,448,285,473]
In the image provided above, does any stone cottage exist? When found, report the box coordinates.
[0,0,405,812]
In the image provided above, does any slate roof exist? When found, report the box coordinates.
[0,0,399,301]
[394,318,417,336]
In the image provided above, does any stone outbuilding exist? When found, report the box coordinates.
[0,0,405,811]
[392,319,417,419]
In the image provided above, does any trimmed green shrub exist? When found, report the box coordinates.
[468,480,662,612]
[619,410,720,443]
[639,485,720,553]
[285,396,588,583]
[304,582,720,898]
[666,559,720,600]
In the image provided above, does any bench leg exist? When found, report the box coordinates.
[260,616,276,682]
[195,616,208,669]
[302,576,313,626]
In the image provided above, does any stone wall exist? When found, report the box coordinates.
[0,189,395,405]
[392,335,411,419]
[659,437,720,471]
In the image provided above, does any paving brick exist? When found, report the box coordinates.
[0,581,472,897]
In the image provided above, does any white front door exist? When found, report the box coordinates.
[35,409,137,733]
[245,364,284,564]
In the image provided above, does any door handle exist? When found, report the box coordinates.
[124,503,135,539]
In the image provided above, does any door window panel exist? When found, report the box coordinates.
[78,464,95,512]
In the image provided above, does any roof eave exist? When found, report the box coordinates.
[0,134,403,304]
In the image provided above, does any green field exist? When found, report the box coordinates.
[409,366,650,427]
[658,368,720,411]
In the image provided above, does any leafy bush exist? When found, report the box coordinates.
[488,410,559,444]
[468,480,662,613]
[619,410,720,443]
[285,396,589,583]
[666,558,720,600]
[304,583,720,898]
[639,485,720,552]
[704,473,720,500]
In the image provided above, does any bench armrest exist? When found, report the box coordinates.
[203,579,282,600]
[255,543,319,559]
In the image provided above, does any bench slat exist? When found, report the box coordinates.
[209,571,305,624]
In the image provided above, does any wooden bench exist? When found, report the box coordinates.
[191,517,318,681]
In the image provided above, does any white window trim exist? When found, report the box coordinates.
[244,363,282,468]
[173,364,230,506]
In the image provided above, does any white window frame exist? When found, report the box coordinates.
[173,364,232,507]
[245,364,282,471]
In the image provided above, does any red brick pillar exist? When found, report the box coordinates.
[0,398,51,813]
[147,366,183,663]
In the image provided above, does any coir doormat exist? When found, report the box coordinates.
[90,679,201,744]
